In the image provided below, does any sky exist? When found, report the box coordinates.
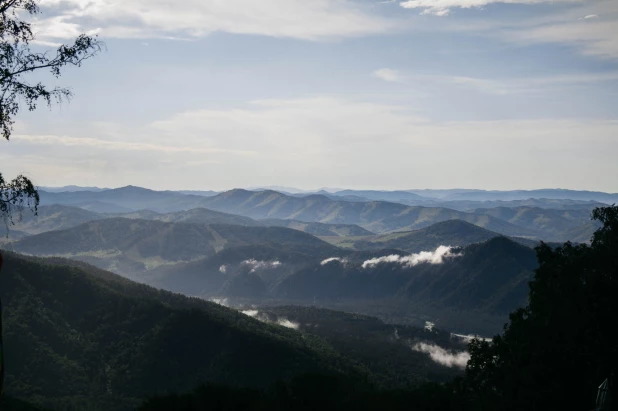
[1,0,617,192]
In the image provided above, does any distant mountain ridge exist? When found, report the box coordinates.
[275,237,537,314]
[34,186,606,241]
[10,218,340,281]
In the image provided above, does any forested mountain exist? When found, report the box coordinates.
[34,187,603,242]
[131,207,261,227]
[146,242,343,297]
[351,220,501,253]
[0,252,471,410]
[0,205,103,237]
[199,190,536,237]
[39,186,211,213]
[8,215,540,317]
[403,188,618,203]
[0,252,361,410]
[475,206,600,241]
[9,219,340,281]
[275,237,537,314]
[262,219,373,237]
[136,206,618,411]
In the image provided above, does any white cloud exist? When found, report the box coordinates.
[6,97,618,191]
[373,68,405,83]
[399,0,580,17]
[242,310,259,317]
[36,0,395,41]
[362,246,461,269]
[321,257,348,266]
[219,265,227,273]
[13,134,253,156]
[210,297,229,307]
[277,318,300,330]
[239,310,300,330]
[412,342,471,368]
[241,259,282,273]
[505,18,618,59]
[451,333,493,342]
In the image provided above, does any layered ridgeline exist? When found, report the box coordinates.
[276,237,537,314]
[0,252,468,410]
[2,204,370,240]
[9,219,339,281]
[34,186,602,242]
[8,216,539,317]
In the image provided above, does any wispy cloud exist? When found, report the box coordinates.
[37,0,395,41]
[412,342,470,368]
[241,259,282,273]
[373,68,405,83]
[399,0,579,17]
[6,97,618,191]
[241,310,300,330]
[321,257,348,266]
[362,246,461,269]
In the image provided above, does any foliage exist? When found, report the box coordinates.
[0,173,38,230]
[0,0,102,228]
[460,205,618,410]
[0,252,370,410]
[138,374,459,411]
[0,0,103,140]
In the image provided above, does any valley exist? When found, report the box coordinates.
[1,185,614,410]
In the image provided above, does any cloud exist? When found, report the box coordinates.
[362,246,461,269]
[277,318,300,330]
[14,134,253,156]
[241,259,282,273]
[504,17,618,59]
[219,265,227,273]
[210,297,229,307]
[373,68,405,83]
[240,310,300,330]
[399,0,578,17]
[7,97,618,191]
[412,342,470,368]
[242,310,259,317]
[321,257,348,266]
[36,0,395,41]
[375,70,618,96]
[451,333,493,342]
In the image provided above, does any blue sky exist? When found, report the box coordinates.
[2,0,617,191]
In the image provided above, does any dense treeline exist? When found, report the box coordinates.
[0,253,364,411]
[142,206,618,410]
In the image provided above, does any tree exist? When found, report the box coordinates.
[463,206,618,411]
[0,0,102,400]
[0,0,102,227]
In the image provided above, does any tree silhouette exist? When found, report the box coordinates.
[0,0,103,227]
[0,0,102,400]
[463,205,618,411]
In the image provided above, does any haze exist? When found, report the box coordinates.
[1,0,617,192]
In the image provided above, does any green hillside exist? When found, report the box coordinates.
[352,220,499,253]
[275,237,537,314]
[10,219,338,282]
[0,252,362,411]
[0,205,103,237]
[262,219,374,237]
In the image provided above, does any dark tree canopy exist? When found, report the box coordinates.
[461,205,618,411]
[0,0,102,226]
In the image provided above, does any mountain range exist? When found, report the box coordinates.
[0,252,467,410]
[32,186,604,242]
